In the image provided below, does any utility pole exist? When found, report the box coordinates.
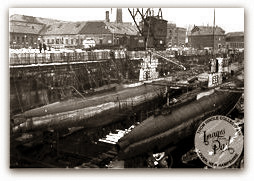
[212,8,215,58]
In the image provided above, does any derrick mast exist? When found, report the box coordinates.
[128,8,167,50]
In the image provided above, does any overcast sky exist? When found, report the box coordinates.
[9,8,244,33]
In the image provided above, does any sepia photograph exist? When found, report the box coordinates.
[8,7,245,169]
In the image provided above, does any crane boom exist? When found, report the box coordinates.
[151,51,186,70]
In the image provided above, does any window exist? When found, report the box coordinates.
[71,39,74,44]
[65,39,69,44]
[17,36,20,43]
[56,39,59,44]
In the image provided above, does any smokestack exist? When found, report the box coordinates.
[116,8,122,23]
[105,11,110,22]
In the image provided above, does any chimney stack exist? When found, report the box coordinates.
[116,8,122,23]
[105,11,110,22]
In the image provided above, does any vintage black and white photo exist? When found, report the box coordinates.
[9,8,244,169]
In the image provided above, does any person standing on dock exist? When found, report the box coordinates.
[39,42,42,53]
[43,43,47,52]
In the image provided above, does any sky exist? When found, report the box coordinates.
[9,8,244,33]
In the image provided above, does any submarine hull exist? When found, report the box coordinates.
[117,90,242,160]
[11,84,166,134]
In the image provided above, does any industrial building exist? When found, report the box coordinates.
[9,15,45,49]
[188,25,226,50]
[225,31,244,50]
[10,10,139,50]
[166,23,186,47]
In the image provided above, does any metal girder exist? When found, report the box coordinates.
[128,8,143,35]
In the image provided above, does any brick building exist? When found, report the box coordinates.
[188,25,226,50]
[10,14,66,49]
[10,12,138,49]
[41,21,138,49]
[166,23,186,47]
[225,32,244,50]
[40,22,87,49]
[176,27,187,46]
[9,14,45,49]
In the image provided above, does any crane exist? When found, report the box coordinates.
[151,50,186,70]
[128,8,186,70]
[128,8,167,50]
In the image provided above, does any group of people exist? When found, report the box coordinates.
[39,42,48,53]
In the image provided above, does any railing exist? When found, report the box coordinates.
[9,49,240,66]
[9,50,126,66]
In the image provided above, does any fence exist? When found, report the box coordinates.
[9,50,126,66]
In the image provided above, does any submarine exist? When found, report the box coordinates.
[116,90,242,160]
[11,83,166,134]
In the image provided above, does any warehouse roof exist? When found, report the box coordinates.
[10,14,139,36]
[105,22,138,35]
[41,21,138,36]
[10,14,43,24]
[79,21,111,34]
[10,22,45,35]
[190,25,225,36]
[10,14,65,25]
[79,21,138,35]
[41,22,87,35]
[226,32,244,37]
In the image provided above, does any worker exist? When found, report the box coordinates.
[43,43,47,52]
[110,50,115,60]
[39,42,42,53]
